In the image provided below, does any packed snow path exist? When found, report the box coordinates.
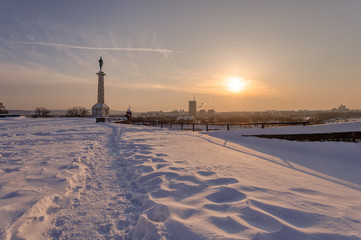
[1,118,361,239]
[45,123,135,239]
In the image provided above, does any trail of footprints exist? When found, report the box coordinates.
[44,128,132,239]
[127,151,252,238]
[118,136,239,236]
[121,138,326,239]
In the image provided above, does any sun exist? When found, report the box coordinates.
[225,76,245,93]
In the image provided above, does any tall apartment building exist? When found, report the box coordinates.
[188,98,197,117]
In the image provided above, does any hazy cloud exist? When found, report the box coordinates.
[18,41,182,54]
[0,63,90,85]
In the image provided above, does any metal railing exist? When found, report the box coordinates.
[114,120,310,131]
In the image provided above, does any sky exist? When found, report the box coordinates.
[1,0,361,112]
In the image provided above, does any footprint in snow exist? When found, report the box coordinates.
[206,187,246,203]
[206,177,239,186]
[197,170,216,176]
[209,216,248,234]
[146,205,170,222]
[151,157,166,163]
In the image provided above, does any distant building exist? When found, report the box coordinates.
[189,98,197,117]
[146,111,164,117]
[332,104,350,112]
[176,115,194,121]
[138,112,147,118]
[208,109,215,116]
[199,110,206,117]
[163,110,186,118]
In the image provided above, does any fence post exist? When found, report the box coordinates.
[206,124,208,131]
[192,124,195,131]
[227,124,230,131]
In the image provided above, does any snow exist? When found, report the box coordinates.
[0,118,360,239]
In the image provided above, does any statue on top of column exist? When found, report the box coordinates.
[99,57,103,71]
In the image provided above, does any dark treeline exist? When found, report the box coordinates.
[215,111,361,124]
[132,110,361,125]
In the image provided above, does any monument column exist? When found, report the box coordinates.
[92,57,110,122]
[97,71,106,104]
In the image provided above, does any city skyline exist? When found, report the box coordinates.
[1,1,361,112]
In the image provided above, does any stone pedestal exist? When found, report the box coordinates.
[92,71,110,120]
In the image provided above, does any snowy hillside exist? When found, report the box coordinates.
[1,118,360,240]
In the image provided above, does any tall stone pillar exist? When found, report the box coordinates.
[92,70,110,122]
[97,71,105,104]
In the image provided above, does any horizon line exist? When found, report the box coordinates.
[7,108,359,112]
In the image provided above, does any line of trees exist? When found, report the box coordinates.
[32,106,89,118]
[66,106,88,117]
[2,103,89,118]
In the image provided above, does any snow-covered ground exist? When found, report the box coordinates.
[0,118,360,240]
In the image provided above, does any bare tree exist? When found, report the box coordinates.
[66,106,88,117]
[0,103,8,114]
[78,107,88,117]
[34,107,51,118]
